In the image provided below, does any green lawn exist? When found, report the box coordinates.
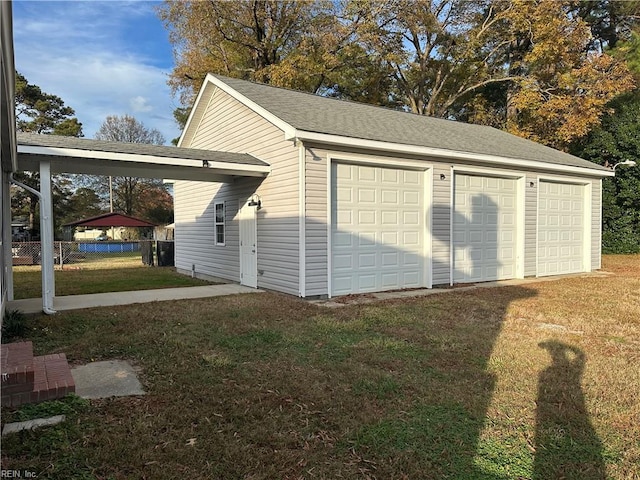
[2,255,638,479]
[12,264,215,299]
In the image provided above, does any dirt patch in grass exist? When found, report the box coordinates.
[2,255,638,479]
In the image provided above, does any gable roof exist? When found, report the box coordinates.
[63,212,156,228]
[182,74,611,176]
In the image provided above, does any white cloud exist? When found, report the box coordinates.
[130,96,153,113]
[12,1,180,143]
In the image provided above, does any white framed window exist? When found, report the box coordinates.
[214,202,225,246]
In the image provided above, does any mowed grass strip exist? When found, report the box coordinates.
[12,265,215,299]
[2,255,638,479]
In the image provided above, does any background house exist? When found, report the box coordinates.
[174,75,612,298]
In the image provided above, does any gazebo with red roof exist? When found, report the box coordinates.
[64,212,157,229]
[63,212,157,242]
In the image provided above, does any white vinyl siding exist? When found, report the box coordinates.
[537,181,585,276]
[452,174,518,283]
[175,87,300,295]
[331,163,425,296]
[431,164,451,285]
[305,146,329,296]
[174,180,245,282]
[524,175,538,277]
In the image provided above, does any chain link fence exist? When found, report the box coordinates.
[11,240,174,270]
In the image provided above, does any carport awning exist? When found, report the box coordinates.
[16,132,271,182]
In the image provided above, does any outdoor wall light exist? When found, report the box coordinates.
[612,159,637,172]
[248,194,262,210]
[529,181,535,187]
[440,174,446,180]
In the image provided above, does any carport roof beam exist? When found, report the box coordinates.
[16,133,270,182]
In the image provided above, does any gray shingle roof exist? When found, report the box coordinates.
[17,132,269,167]
[213,75,608,172]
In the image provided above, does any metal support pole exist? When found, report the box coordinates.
[40,160,56,314]
[39,161,56,314]
[9,169,56,314]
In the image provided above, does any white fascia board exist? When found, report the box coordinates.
[17,145,271,174]
[208,74,297,140]
[177,78,216,148]
[293,130,614,178]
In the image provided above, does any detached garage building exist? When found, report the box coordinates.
[174,74,612,298]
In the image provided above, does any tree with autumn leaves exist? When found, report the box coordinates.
[159,0,640,251]
[158,0,636,149]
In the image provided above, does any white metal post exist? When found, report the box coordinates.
[39,161,56,313]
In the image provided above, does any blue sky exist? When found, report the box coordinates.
[12,0,180,143]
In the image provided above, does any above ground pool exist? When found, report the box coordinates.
[78,242,140,253]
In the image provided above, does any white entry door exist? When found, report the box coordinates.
[239,199,258,288]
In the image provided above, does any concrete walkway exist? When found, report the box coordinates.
[312,271,613,307]
[7,284,263,314]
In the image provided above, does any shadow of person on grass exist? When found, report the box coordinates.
[533,341,606,480]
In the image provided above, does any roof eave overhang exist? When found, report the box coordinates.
[289,130,614,178]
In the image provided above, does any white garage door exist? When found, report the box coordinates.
[453,174,518,283]
[331,163,424,296]
[538,181,584,276]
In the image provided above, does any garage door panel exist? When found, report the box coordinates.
[358,275,376,289]
[404,171,421,184]
[358,253,376,268]
[382,190,398,204]
[381,251,399,267]
[333,232,352,247]
[358,210,376,224]
[358,166,376,181]
[331,163,425,296]
[404,191,420,204]
[358,188,376,203]
[468,230,483,243]
[538,181,584,276]
[453,174,518,283]
[358,234,376,246]
[381,211,398,225]
[381,231,398,245]
[334,253,353,269]
[403,271,420,285]
[333,276,352,292]
[403,231,420,245]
